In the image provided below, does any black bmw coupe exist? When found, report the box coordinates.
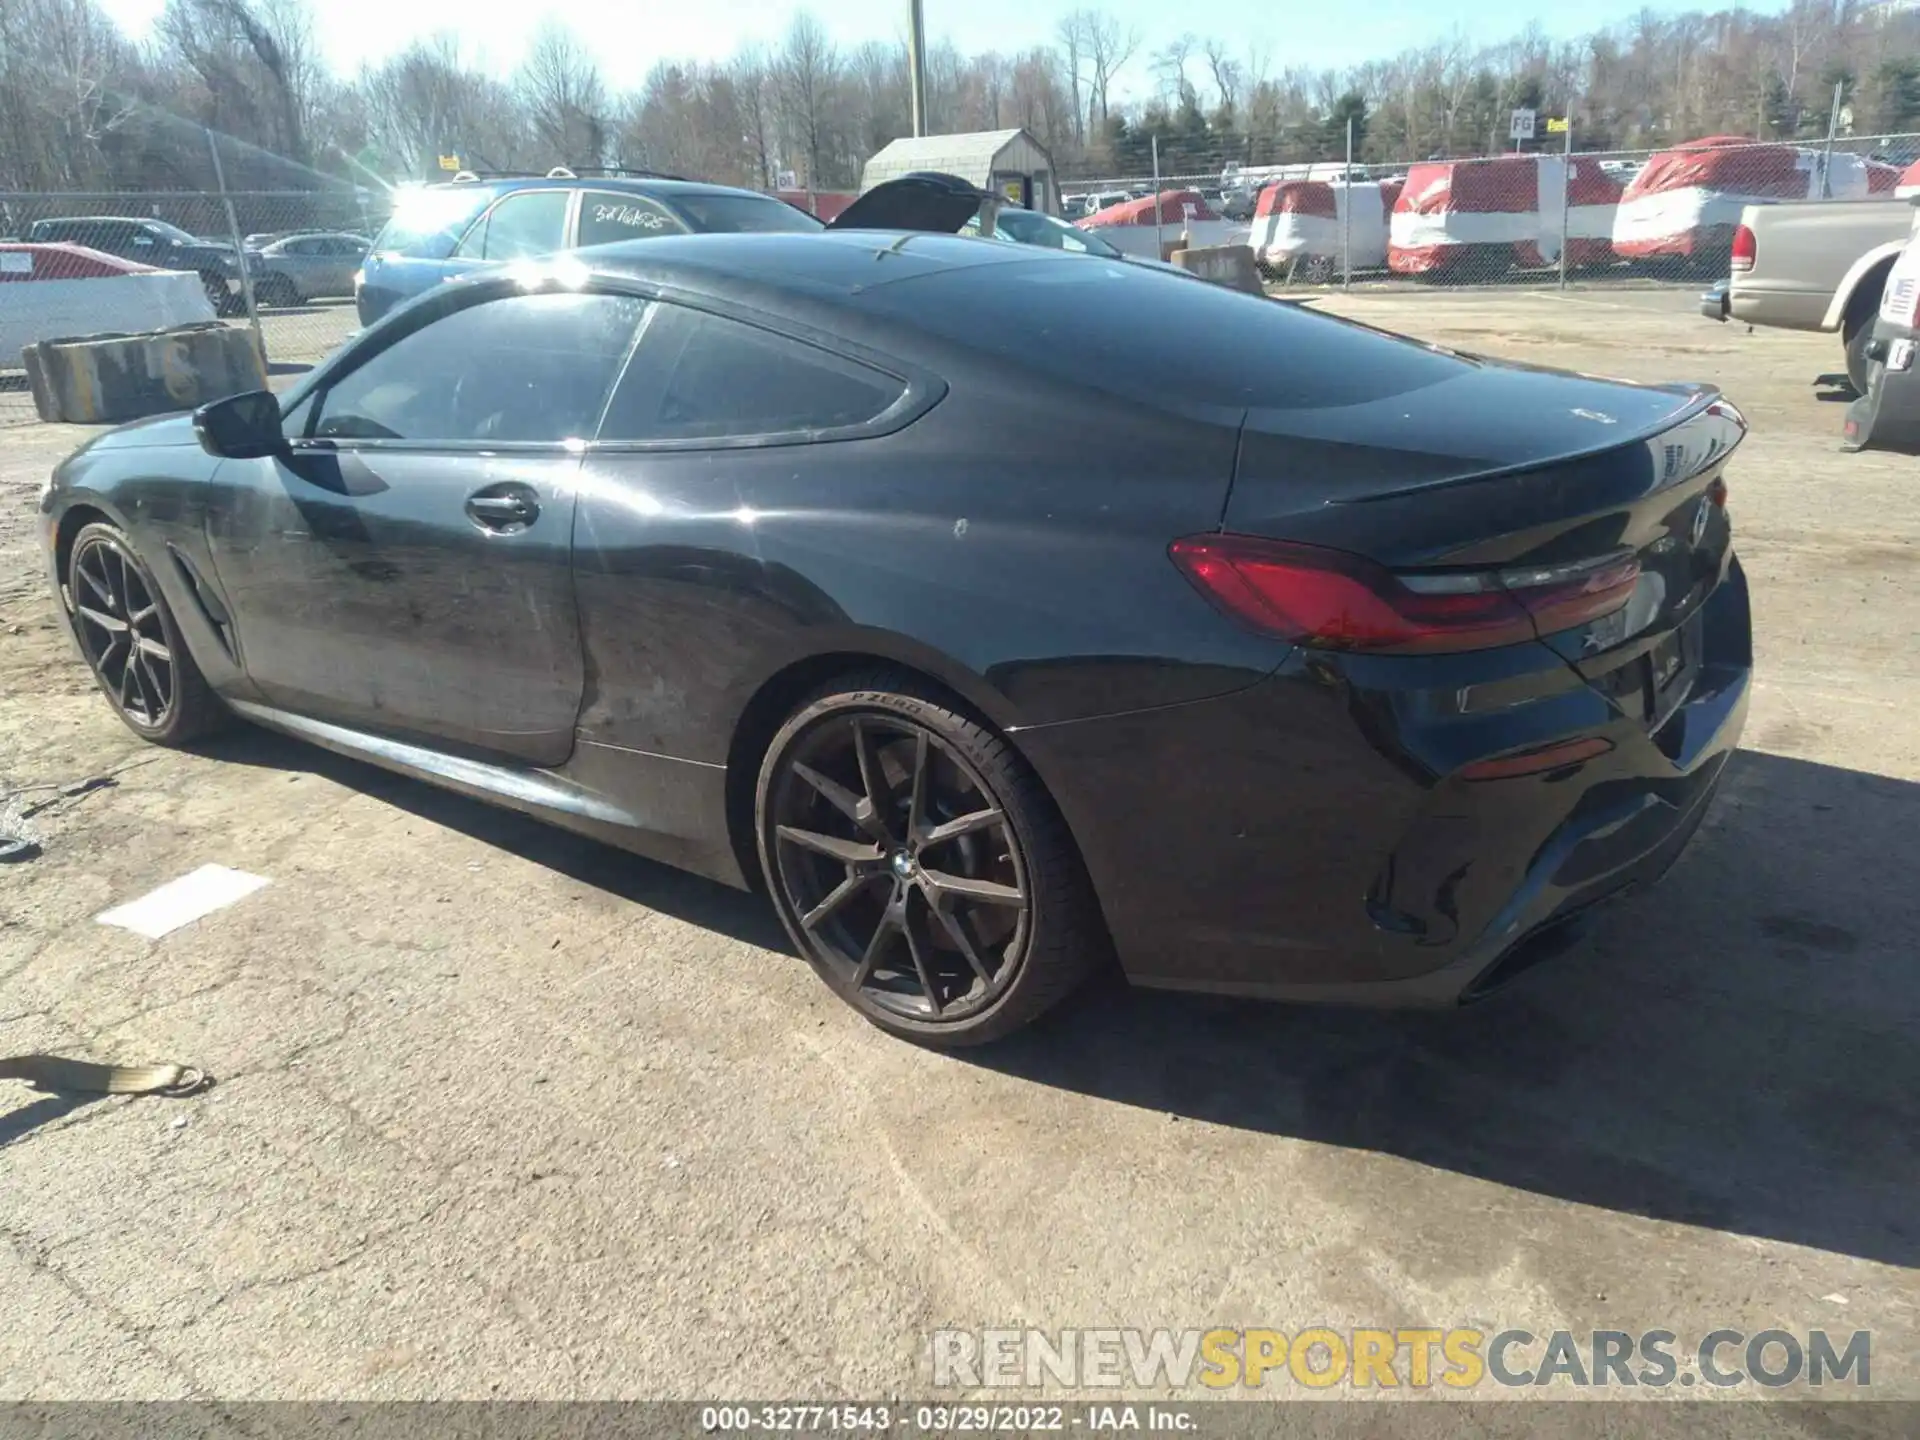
[39,225,1752,1046]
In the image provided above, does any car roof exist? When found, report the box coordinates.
[432,175,779,203]
[569,229,1040,303]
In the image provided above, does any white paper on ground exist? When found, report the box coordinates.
[95,864,271,939]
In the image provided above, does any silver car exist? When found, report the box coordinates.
[244,231,369,306]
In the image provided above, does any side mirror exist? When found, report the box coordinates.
[194,389,286,459]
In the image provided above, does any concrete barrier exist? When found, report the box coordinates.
[23,321,266,425]
[1169,243,1265,296]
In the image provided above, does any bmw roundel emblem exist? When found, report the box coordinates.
[1690,497,1711,548]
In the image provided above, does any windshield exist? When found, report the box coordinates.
[962,207,1123,259]
[997,208,1121,258]
[670,192,825,234]
[146,220,197,244]
[371,187,491,258]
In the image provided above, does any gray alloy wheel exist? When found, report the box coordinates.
[64,522,225,745]
[756,674,1105,1046]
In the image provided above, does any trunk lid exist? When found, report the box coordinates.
[1222,361,1746,700]
[826,171,993,234]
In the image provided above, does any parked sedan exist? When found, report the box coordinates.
[39,230,1752,1046]
[245,231,369,306]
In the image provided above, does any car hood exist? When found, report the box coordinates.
[828,171,995,234]
[77,412,202,453]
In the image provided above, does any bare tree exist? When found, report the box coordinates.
[1074,7,1141,130]
[1153,33,1197,104]
[1054,14,1087,145]
[0,0,141,187]
[157,0,311,164]
[363,33,528,176]
[517,21,606,167]
[776,11,837,187]
[1202,37,1242,118]
[6,0,1920,199]
[732,46,778,190]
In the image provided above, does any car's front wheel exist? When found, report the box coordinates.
[756,674,1105,1046]
[64,521,226,746]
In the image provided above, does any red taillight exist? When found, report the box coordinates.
[1498,554,1642,636]
[1460,736,1614,782]
[1168,535,1641,654]
[1730,224,1755,273]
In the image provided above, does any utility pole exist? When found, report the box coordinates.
[908,0,929,137]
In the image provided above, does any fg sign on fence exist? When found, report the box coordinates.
[1510,109,1537,141]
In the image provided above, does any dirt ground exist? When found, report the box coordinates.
[1,286,1917,1413]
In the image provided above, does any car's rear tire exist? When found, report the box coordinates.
[1844,299,1879,396]
[64,521,226,746]
[198,271,237,314]
[257,274,300,309]
[755,673,1105,1046]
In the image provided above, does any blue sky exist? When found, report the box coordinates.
[97,0,1746,97]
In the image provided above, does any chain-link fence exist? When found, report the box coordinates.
[0,188,389,426]
[1063,132,1920,291]
[4,133,1919,426]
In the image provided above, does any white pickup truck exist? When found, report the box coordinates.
[1700,193,1915,392]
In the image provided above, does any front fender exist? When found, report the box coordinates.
[40,441,255,699]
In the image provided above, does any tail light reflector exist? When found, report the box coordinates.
[1460,736,1614,781]
[1730,224,1755,273]
[1168,535,1641,654]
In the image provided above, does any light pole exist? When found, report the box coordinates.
[908,0,929,137]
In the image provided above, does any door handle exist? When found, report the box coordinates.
[465,487,539,531]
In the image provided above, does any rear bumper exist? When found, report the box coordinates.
[1018,556,1753,1007]
[1842,318,1920,454]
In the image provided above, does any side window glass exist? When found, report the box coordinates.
[281,391,315,438]
[576,192,690,248]
[309,291,644,444]
[471,190,571,261]
[599,305,906,444]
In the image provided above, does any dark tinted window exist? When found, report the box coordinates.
[371,188,491,259]
[40,220,132,247]
[668,192,824,234]
[310,291,643,444]
[576,192,689,247]
[861,257,1470,412]
[599,305,903,443]
[457,190,570,261]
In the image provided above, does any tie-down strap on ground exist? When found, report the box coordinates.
[0,1054,211,1096]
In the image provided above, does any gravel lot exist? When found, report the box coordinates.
[1,287,1916,1411]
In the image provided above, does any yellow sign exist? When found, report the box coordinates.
[1546,118,1569,133]
[437,154,462,171]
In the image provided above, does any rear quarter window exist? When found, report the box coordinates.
[599,304,904,443]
